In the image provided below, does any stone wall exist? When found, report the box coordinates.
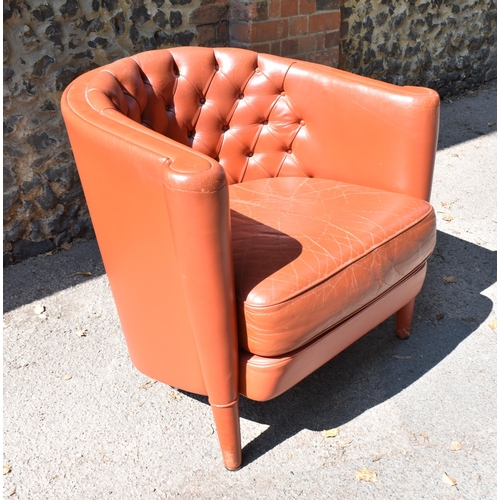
[339,0,497,95]
[3,0,497,265]
[3,0,229,265]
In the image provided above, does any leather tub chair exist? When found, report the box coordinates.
[61,47,439,470]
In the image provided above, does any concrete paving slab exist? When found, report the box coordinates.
[3,80,496,499]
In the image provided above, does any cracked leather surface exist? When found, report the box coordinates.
[230,177,436,357]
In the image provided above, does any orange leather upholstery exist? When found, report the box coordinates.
[230,177,436,357]
[61,47,439,470]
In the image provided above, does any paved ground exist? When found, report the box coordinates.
[3,80,497,499]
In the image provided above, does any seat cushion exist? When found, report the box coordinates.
[229,177,436,357]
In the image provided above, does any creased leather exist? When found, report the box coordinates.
[239,263,428,401]
[230,177,436,356]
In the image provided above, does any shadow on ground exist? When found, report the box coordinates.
[437,79,497,150]
[3,239,105,313]
[3,212,496,468]
[4,232,496,467]
[183,230,496,467]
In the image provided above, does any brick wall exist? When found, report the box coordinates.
[190,1,230,47]
[229,0,340,66]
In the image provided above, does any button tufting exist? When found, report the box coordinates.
[280,91,286,96]
[247,152,253,158]
[239,94,244,99]
[255,68,260,73]
[200,97,206,104]
[287,149,292,154]
[300,120,305,126]
[222,125,229,132]
[262,120,268,125]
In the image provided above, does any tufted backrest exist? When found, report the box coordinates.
[84,46,440,200]
[86,47,309,184]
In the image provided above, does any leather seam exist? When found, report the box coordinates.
[210,397,240,408]
[242,260,428,363]
[164,184,227,194]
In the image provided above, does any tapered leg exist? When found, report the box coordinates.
[210,398,242,470]
[396,298,416,339]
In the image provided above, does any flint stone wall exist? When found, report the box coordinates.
[339,0,497,95]
[3,0,497,264]
[4,0,228,265]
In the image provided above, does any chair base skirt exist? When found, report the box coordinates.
[239,262,427,402]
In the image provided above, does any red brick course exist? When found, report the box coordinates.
[229,3,256,22]
[252,42,272,53]
[298,34,316,53]
[316,33,325,50]
[309,12,340,33]
[300,0,316,15]
[308,47,339,66]
[230,22,252,43]
[282,37,300,56]
[227,0,340,68]
[252,19,288,42]
[290,17,307,36]
[269,0,280,18]
[282,0,299,17]
[325,30,340,48]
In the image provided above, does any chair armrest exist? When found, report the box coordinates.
[286,62,440,201]
[163,158,239,406]
[62,72,239,399]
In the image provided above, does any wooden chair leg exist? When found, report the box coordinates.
[210,399,242,470]
[396,298,416,339]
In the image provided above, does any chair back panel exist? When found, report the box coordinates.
[86,47,310,184]
[86,46,439,199]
